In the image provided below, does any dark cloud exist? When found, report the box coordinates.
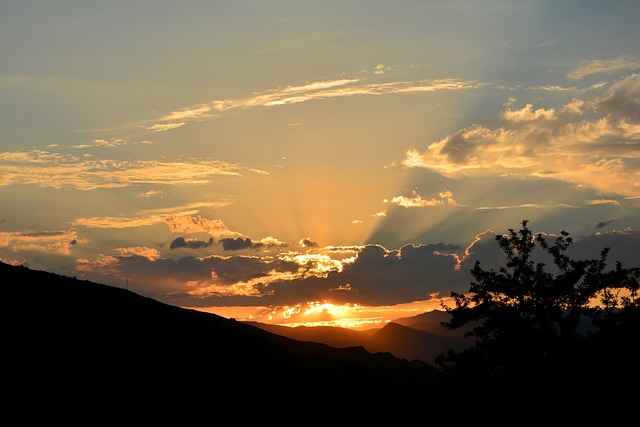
[170,237,214,250]
[435,129,478,165]
[299,237,318,248]
[91,254,299,297]
[77,227,640,310]
[568,229,640,269]
[329,243,467,305]
[170,237,187,249]
[220,237,255,251]
[459,227,640,273]
[455,231,505,271]
[249,243,469,307]
[219,237,288,251]
[594,74,640,121]
[595,220,617,229]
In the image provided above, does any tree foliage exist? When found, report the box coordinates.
[435,220,640,410]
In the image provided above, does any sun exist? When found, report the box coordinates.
[303,301,344,317]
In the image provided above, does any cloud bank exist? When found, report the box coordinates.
[402,74,640,198]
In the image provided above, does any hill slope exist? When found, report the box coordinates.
[1,262,446,424]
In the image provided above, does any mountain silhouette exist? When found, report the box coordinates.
[247,310,473,365]
[2,262,449,424]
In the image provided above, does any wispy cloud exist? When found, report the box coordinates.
[144,123,186,132]
[588,199,621,206]
[143,76,485,131]
[0,150,267,190]
[567,55,640,80]
[476,204,539,210]
[73,209,238,240]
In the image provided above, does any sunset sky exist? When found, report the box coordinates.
[2,0,640,329]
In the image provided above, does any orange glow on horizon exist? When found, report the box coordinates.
[190,296,453,330]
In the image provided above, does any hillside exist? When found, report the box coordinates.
[1,262,447,424]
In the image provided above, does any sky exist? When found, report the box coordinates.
[2,0,640,329]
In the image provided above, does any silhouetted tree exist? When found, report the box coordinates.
[435,220,640,413]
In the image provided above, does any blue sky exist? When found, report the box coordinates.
[1,0,639,327]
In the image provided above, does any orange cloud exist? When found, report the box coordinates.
[0,230,80,255]
[117,246,162,260]
[165,215,241,238]
[73,204,232,231]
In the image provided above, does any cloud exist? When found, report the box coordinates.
[76,253,302,298]
[0,229,81,255]
[160,103,215,121]
[562,98,586,114]
[401,74,640,197]
[138,190,165,198]
[526,85,577,92]
[144,122,186,132]
[567,55,640,80]
[373,63,387,75]
[117,246,161,260]
[219,237,254,251]
[567,228,640,269]
[164,215,239,237]
[595,220,617,229]
[169,237,215,250]
[73,210,236,238]
[75,241,465,307]
[0,150,266,190]
[476,203,539,210]
[385,189,457,208]
[86,138,128,148]
[594,73,640,121]
[299,237,318,248]
[588,199,620,206]
[503,104,556,122]
[142,75,485,131]
[72,224,640,310]
[219,236,289,251]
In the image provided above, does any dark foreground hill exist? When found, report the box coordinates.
[1,262,448,425]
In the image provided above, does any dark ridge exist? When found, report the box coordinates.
[370,322,470,365]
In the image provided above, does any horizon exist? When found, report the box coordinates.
[2,1,639,328]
